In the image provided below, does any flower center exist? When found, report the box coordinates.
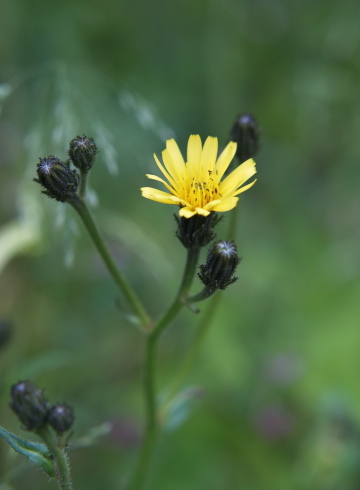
[185,178,221,208]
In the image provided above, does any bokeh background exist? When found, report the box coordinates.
[0,0,360,489]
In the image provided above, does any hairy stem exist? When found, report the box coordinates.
[161,292,221,415]
[128,245,200,490]
[70,196,151,329]
[38,427,73,490]
[163,206,241,414]
[78,170,89,199]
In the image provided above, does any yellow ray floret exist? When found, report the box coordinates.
[141,135,257,218]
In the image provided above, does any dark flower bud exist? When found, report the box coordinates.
[10,380,50,431]
[48,403,75,435]
[230,113,259,163]
[34,156,79,202]
[68,135,97,172]
[198,240,241,291]
[175,213,221,249]
[0,320,12,350]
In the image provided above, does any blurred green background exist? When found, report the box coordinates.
[1,0,360,489]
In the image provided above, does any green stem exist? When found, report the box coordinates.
[161,292,221,414]
[70,195,151,329]
[128,245,200,490]
[187,285,217,303]
[163,206,241,412]
[78,170,89,199]
[38,426,73,490]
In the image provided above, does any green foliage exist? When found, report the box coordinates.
[0,426,55,478]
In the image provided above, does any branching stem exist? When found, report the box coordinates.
[128,245,200,490]
[70,196,151,330]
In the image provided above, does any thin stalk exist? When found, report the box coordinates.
[128,245,200,490]
[162,206,241,413]
[70,195,151,329]
[187,285,217,303]
[38,426,72,490]
[161,292,221,414]
[78,170,89,199]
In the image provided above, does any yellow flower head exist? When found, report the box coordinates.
[141,135,257,218]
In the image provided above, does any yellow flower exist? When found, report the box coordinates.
[141,135,257,218]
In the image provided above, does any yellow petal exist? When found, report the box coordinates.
[203,199,221,210]
[220,158,256,197]
[195,207,211,216]
[141,187,185,205]
[231,178,257,197]
[166,139,186,174]
[215,141,237,180]
[201,137,218,172]
[187,135,202,166]
[162,148,184,182]
[209,196,239,212]
[145,174,177,195]
[153,153,178,190]
[142,135,256,215]
[179,207,197,218]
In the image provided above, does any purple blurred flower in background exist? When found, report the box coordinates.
[109,417,141,449]
[255,403,294,440]
[263,353,304,387]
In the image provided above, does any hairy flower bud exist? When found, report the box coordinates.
[68,135,97,172]
[48,403,75,434]
[34,156,79,202]
[230,114,259,163]
[10,380,50,431]
[175,213,220,249]
[198,240,240,291]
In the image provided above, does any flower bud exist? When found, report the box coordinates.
[48,403,75,435]
[68,135,97,172]
[198,240,240,290]
[10,380,50,431]
[175,213,220,249]
[230,114,259,163]
[34,156,80,202]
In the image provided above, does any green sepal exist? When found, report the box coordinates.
[162,386,203,432]
[0,425,55,477]
[184,302,200,314]
[115,298,142,327]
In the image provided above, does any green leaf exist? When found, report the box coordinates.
[0,426,55,478]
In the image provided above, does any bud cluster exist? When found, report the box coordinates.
[10,380,75,434]
[34,156,80,203]
[34,135,97,203]
[68,135,97,172]
[10,381,50,431]
[198,240,241,292]
[47,403,75,435]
